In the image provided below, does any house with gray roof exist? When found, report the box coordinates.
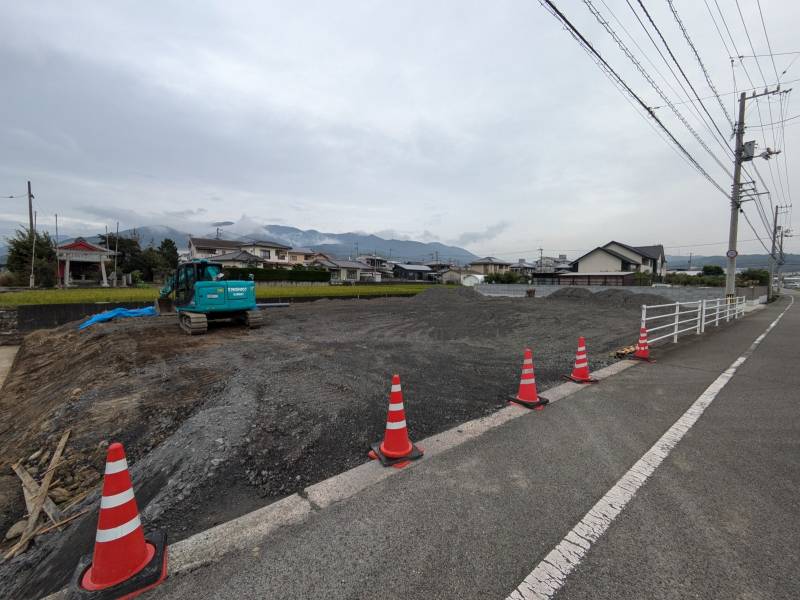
[570,241,666,280]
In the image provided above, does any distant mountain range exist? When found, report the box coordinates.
[0,224,479,265]
[667,253,800,270]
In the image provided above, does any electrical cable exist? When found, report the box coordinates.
[537,0,729,198]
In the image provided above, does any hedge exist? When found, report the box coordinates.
[223,267,331,283]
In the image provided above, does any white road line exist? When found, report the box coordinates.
[507,296,794,600]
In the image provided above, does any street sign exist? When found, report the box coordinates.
[726,250,738,259]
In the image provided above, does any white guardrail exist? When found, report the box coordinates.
[641,296,746,345]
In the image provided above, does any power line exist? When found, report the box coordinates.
[755,0,780,82]
[537,0,729,197]
[666,0,734,129]
[623,0,734,164]
[583,0,733,178]
[741,206,773,254]
[745,113,800,128]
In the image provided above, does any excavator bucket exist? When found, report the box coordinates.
[155,297,176,315]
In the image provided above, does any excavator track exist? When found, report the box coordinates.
[179,311,208,335]
[244,309,264,329]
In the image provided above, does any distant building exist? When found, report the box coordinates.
[469,257,511,275]
[393,263,433,281]
[570,241,666,279]
[188,237,298,269]
[535,254,572,273]
[311,254,372,282]
[510,259,537,278]
[461,273,486,287]
[440,268,469,284]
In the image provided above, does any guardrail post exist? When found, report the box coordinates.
[641,304,646,330]
[699,300,705,334]
[673,302,680,343]
[715,299,720,326]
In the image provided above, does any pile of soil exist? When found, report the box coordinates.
[0,288,660,598]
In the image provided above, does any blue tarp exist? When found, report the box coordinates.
[78,306,158,330]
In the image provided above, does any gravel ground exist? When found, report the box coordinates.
[0,286,664,598]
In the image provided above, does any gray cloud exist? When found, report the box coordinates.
[0,1,796,258]
[454,222,510,247]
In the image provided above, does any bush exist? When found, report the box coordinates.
[223,267,331,283]
[485,271,522,284]
[702,265,724,276]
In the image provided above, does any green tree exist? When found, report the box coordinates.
[98,234,142,274]
[139,247,170,282]
[633,272,653,286]
[702,265,724,276]
[157,238,180,269]
[5,228,57,287]
[737,268,769,286]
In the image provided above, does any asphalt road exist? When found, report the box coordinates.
[149,293,798,600]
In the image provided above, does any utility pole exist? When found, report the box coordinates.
[688,252,693,271]
[768,205,781,300]
[29,211,37,288]
[726,92,747,300]
[725,87,788,299]
[54,214,60,288]
[27,181,34,236]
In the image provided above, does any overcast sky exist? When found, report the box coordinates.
[1,1,797,258]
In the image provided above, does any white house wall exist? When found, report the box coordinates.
[577,250,622,273]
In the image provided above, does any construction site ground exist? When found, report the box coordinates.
[0,286,668,599]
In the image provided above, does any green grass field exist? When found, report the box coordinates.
[0,284,431,306]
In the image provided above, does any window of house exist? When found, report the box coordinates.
[277,252,287,260]
[260,250,270,258]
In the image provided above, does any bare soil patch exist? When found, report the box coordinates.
[0,287,662,598]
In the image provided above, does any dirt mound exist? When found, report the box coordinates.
[409,285,481,306]
[549,287,669,306]
[549,287,593,300]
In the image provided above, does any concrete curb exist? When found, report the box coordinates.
[167,360,639,573]
[42,359,638,599]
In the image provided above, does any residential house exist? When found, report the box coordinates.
[570,241,666,280]
[468,257,511,275]
[393,263,433,281]
[237,240,292,268]
[358,255,394,280]
[188,237,294,269]
[440,268,468,284]
[205,250,262,268]
[188,238,242,258]
[461,273,486,287]
[311,255,371,283]
[535,254,572,273]
[510,259,537,278]
[288,247,315,266]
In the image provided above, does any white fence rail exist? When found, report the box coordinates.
[641,296,746,345]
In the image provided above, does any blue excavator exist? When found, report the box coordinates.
[156,259,263,335]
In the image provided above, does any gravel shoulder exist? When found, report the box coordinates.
[0,286,662,598]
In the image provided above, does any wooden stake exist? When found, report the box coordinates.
[12,463,61,523]
[4,430,70,561]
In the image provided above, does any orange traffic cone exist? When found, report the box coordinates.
[369,374,423,468]
[69,442,167,599]
[509,348,549,410]
[633,327,654,362]
[565,336,598,383]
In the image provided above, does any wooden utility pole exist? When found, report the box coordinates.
[27,181,34,235]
